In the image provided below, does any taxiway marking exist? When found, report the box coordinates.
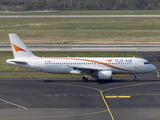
[72,48,137,50]
[0,98,27,109]
[35,81,160,120]
[102,82,160,93]
[156,70,159,77]
[48,83,115,120]
[5,110,108,120]
[106,96,131,98]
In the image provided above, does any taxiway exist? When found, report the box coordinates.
[1,45,160,51]
[0,51,159,120]
[0,76,159,120]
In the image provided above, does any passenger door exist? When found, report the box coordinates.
[35,59,41,70]
[134,58,139,69]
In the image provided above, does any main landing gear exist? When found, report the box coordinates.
[134,74,139,81]
[82,76,88,82]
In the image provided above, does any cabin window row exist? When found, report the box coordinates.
[45,62,133,65]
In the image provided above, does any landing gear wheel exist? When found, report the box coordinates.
[134,78,138,81]
[82,76,88,82]
[134,74,138,81]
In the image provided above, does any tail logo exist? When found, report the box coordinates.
[107,59,113,62]
[12,43,26,52]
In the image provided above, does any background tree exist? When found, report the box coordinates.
[0,0,159,11]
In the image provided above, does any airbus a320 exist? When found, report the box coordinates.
[6,34,156,82]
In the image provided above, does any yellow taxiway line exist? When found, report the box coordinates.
[106,96,131,98]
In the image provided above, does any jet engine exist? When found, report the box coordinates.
[98,71,112,80]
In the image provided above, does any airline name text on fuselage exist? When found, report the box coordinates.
[114,59,133,63]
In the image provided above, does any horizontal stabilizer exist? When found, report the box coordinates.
[6,59,27,65]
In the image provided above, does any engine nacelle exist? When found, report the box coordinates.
[98,71,112,80]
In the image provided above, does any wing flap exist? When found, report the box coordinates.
[68,65,104,71]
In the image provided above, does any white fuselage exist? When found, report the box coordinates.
[6,34,157,81]
[7,57,156,75]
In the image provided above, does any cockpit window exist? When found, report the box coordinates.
[144,62,150,65]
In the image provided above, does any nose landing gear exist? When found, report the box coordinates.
[134,74,139,81]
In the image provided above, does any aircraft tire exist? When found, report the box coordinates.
[134,78,138,81]
[82,77,88,82]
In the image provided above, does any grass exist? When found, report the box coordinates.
[56,10,160,15]
[0,10,157,78]
[1,10,160,15]
[0,72,81,78]
[2,51,140,78]
[0,72,130,78]
[0,17,160,44]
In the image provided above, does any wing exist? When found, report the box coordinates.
[68,65,105,75]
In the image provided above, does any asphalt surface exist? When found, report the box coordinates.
[1,14,160,120]
[1,45,160,51]
[0,15,160,18]
[0,76,159,120]
[0,51,160,120]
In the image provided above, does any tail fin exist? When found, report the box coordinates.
[9,34,37,59]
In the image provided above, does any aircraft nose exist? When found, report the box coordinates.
[151,64,156,71]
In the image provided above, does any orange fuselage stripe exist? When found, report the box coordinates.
[19,57,133,72]
[40,57,132,72]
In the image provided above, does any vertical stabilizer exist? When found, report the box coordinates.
[9,34,37,59]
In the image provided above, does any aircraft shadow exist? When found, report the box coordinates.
[43,77,160,85]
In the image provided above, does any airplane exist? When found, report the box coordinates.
[6,34,156,82]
